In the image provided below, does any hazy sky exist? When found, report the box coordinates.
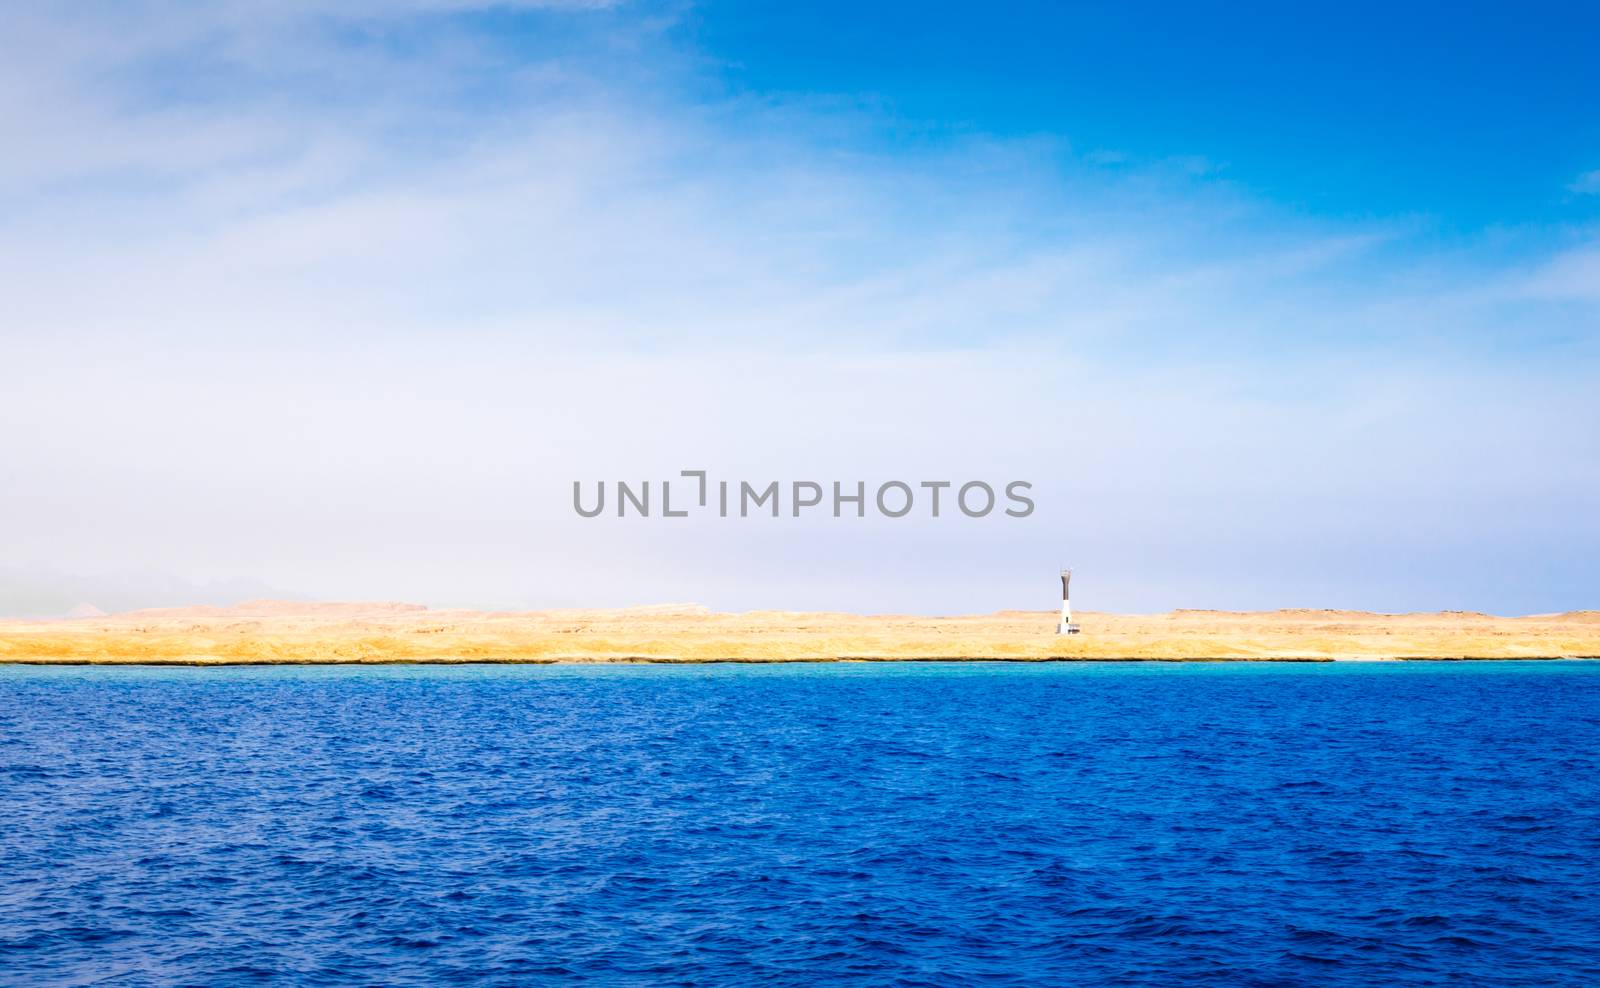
[3,2,1597,616]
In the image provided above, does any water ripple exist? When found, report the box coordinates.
[2,661,1599,985]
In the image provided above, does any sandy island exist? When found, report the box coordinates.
[2,601,1598,664]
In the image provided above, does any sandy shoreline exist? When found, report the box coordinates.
[3,601,1598,665]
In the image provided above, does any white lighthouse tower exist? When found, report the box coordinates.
[1057,568,1080,635]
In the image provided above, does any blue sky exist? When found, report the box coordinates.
[678,2,1600,229]
[1,1,1597,616]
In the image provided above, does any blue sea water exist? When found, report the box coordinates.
[2,661,1599,986]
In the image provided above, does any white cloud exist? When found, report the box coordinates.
[1507,243,1600,303]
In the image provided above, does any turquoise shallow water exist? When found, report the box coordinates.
[2,660,1599,985]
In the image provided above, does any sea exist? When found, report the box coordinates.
[2,661,1598,986]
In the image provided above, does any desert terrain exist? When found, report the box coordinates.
[1,601,1597,664]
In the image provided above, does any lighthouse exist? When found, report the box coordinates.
[1057,568,1080,635]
